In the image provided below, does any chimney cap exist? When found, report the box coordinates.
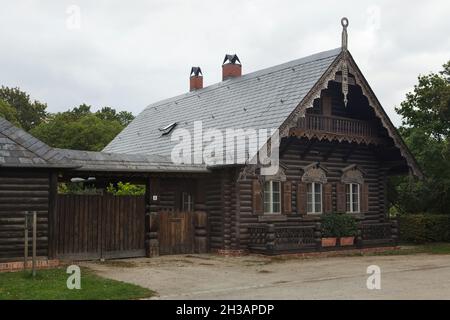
[222,54,241,65]
[190,67,203,77]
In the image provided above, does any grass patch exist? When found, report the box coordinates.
[0,267,155,300]
[369,243,450,256]
[264,243,450,262]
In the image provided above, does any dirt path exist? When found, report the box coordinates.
[83,253,450,300]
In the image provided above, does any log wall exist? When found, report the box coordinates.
[236,138,389,249]
[0,169,51,262]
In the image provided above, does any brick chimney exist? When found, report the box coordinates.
[222,54,241,81]
[190,67,203,91]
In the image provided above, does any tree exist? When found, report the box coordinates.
[0,86,47,131]
[0,99,19,126]
[30,105,134,151]
[96,107,134,127]
[391,60,450,214]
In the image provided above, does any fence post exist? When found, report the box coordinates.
[24,211,29,271]
[32,211,37,277]
[356,222,363,248]
[391,219,398,245]
[314,222,322,251]
[265,224,275,254]
[148,212,159,257]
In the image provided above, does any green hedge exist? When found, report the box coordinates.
[398,214,450,243]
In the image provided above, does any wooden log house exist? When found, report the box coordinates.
[0,19,422,262]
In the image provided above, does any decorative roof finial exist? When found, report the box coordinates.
[341,17,349,51]
[340,17,349,106]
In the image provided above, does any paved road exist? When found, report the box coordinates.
[85,253,450,300]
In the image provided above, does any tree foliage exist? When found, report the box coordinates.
[30,104,134,151]
[0,86,47,131]
[391,60,450,214]
[0,99,19,126]
[106,182,145,196]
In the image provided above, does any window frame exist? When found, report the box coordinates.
[346,183,360,213]
[307,182,323,215]
[263,180,281,214]
[182,192,194,212]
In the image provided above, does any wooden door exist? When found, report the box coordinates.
[158,210,194,255]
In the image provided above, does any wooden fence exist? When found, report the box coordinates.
[54,194,145,260]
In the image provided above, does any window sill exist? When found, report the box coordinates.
[258,214,288,222]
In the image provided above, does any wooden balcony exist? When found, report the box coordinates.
[290,114,380,145]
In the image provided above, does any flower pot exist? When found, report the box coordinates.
[321,237,337,247]
[339,236,355,246]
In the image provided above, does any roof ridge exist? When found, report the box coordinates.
[142,48,341,111]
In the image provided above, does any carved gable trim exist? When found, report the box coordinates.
[278,51,423,178]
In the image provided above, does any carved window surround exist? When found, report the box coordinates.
[341,164,365,185]
[301,162,328,184]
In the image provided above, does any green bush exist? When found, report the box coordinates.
[321,213,358,238]
[398,214,450,243]
[321,214,337,237]
[106,182,145,196]
[337,214,358,237]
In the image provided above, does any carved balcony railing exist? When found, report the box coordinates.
[247,220,398,254]
[359,221,398,246]
[290,114,381,145]
[247,224,320,254]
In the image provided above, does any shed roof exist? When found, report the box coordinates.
[0,117,208,172]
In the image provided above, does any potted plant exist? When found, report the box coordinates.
[337,213,358,246]
[321,214,338,247]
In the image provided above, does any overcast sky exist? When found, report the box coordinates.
[1,1,449,126]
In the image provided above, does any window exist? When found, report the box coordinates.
[159,122,178,136]
[182,192,194,212]
[346,183,360,213]
[264,181,281,214]
[307,182,322,214]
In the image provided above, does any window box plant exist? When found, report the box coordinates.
[321,214,338,247]
[336,213,358,246]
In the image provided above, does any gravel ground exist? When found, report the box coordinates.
[83,253,450,300]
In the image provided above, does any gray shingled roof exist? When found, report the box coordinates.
[0,117,70,168]
[103,48,341,159]
[53,148,208,172]
[0,117,208,172]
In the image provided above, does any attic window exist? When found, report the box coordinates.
[159,122,178,136]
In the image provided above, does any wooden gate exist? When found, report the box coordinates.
[158,210,194,255]
[55,194,145,260]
